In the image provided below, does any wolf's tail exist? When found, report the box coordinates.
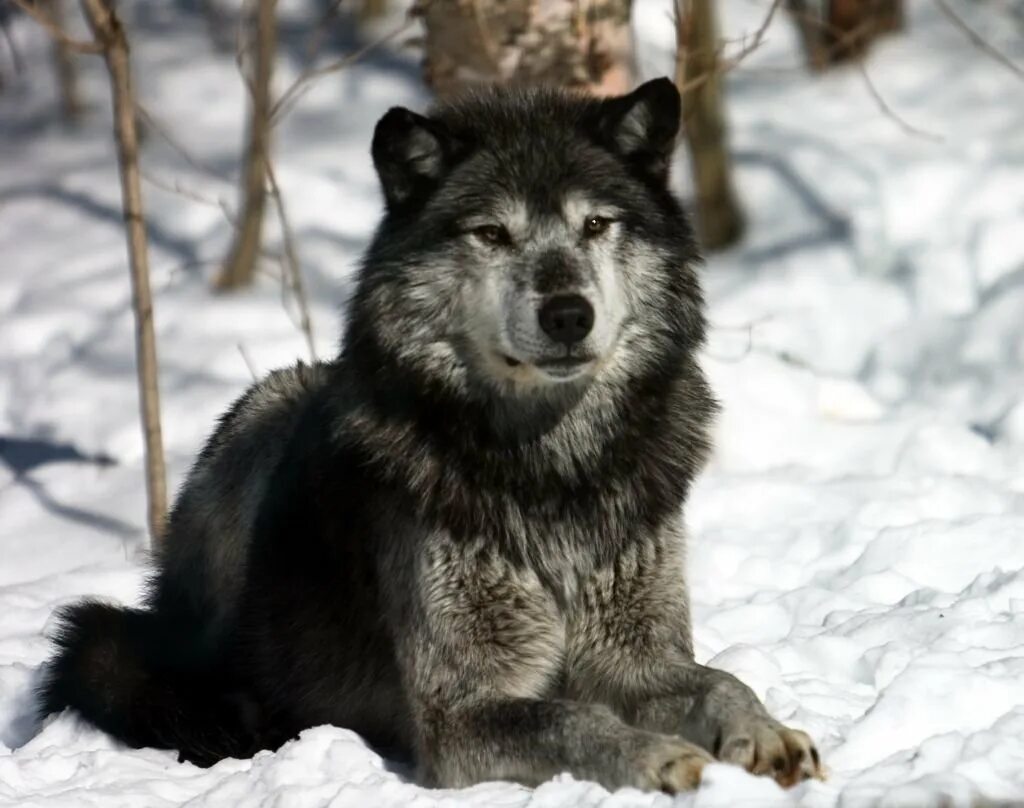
[38,600,262,766]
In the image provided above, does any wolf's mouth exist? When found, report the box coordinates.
[536,357,593,370]
[500,353,594,372]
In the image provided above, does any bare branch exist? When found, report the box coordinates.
[934,0,1024,81]
[141,170,232,214]
[855,57,943,142]
[78,0,168,545]
[674,0,783,96]
[237,343,258,381]
[265,160,316,362]
[271,18,412,124]
[11,0,102,53]
[136,103,232,182]
[784,3,944,142]
[721,0,784,69]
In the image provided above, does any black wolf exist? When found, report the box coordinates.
[40,78,821,791]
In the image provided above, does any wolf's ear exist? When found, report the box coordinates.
[372,107,458,209]
[594,78,681,182]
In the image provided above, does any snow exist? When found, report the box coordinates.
[2,1,1023,806]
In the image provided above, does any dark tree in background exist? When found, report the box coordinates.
[788,0,905,69]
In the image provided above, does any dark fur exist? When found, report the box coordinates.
[39,80,820,790]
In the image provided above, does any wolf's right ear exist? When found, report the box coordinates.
[372,107,458,210]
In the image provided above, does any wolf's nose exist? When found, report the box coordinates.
[538,295,595,344]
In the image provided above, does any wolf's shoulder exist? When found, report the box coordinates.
[196,360,337,462]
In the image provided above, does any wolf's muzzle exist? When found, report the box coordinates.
[537,295,594,345]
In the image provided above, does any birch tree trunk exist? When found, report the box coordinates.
[215,0,276,290]
[676,0,745,250]
[421,0,634,98]
[79,0,167,546]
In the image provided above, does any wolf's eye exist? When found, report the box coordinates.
[583,216,612,238]
[472,224,511,247]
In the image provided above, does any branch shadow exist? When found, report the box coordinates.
[0,435,138,539]
[0,183,202,267]
[732,148,853,265]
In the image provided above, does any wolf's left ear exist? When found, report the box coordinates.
[372,107,460,210]
[594,78,681,183]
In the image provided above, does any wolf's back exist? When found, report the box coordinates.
[39,600,261,765]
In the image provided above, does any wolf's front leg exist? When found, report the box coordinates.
[568,533,822,787]
[393,536,711,792]
[629,665,821,787]
[416,697,712,791]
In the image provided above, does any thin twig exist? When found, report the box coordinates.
[674,0,783,96]
[786,3,880,68]
[237,343,258,380]
[855,57,944,142]
[786,2,945,142]
[141,170,236,219]
[934,0,1024,81]
[721,0,784,69]
[140,171,287,268]
[270,17,411,124]
[136,103,232,182]
[265,160,316,362]
[11,0,102,53]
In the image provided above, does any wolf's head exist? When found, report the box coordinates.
[351,78,704,405]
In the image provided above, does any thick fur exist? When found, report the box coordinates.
[39,79,821,791]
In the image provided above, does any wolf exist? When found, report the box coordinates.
[39,78,821,792]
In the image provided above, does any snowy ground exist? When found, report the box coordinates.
[2,1,1023,806]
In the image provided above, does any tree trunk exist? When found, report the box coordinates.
[215,0,276,290]
[789,0,906,70]
[79,0,168,546]
[676,0,745,250]
[420,0,634,98]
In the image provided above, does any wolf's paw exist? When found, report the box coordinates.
[633,735,713,793]
[716,719,822,787]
